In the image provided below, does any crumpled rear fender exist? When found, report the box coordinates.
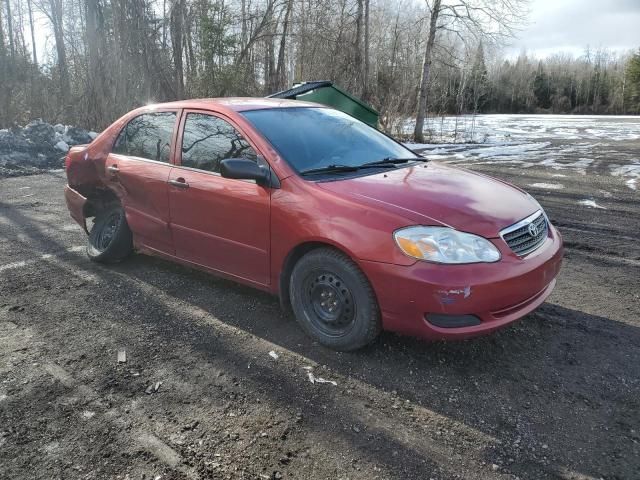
[64,185,88,233]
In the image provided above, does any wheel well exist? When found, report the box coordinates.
[279,241,350,310]
[82,188,121,219]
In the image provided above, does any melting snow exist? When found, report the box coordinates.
[610,161,640,190]
[528,183,564,190]
[403,114,640,143]
[402,115,640,186]
[578,199,606,209]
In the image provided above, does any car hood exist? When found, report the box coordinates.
[316,162,538,238]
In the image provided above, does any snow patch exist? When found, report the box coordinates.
[467,142,550,158]
[578,199,606,209]
[528,183,564,190]
[403,142,440,150]
[611,161,640,190]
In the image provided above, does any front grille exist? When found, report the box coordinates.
[501,210,548,256]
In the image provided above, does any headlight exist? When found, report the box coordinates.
[394,226,501,264]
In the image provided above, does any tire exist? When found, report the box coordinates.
[87,205,133,263]
[289,248,381,351]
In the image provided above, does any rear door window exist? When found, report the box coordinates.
[113,112,177,163]
[180,113,257,173]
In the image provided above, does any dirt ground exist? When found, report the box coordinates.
[1,122,639,479]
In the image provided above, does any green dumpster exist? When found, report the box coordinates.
[268,81,379,128]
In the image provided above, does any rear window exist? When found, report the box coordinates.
[113,112,177,163]
[241,107,414,173]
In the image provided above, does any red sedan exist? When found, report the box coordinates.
[64,98,563,350]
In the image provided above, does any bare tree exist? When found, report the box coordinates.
[170,0,186,99]
[37,0,70,111]
[275,0,294,91]
[414,0,528,141]
[26,0,36,65]
[5,0,15,58]
[0,0,5,58]
[355,0,364,87]
[362,0,371,100]
[1,0,634,131]
[414,0,441,143]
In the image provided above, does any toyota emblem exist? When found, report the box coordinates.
[528,222,539,237]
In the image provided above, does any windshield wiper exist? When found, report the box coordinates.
[359,156,429,168]
[300,164,361,176]
[300,163,397,176]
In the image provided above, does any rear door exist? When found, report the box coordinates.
[106,111,178,254]
[167,110,271,287]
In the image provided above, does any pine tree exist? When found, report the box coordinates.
[468,42,488,112]
[625,49,640,113]
[533,63,552,109]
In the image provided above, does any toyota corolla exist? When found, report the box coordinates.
[64,98,563,350]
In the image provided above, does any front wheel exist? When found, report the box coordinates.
[289,248,381,351]
[87,205,133,263]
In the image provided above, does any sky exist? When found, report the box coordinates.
[503,0,640,58]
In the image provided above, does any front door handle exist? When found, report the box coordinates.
[107,165,119,173]
[168,178,189,188]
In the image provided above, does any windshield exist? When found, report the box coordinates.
[241,107,417,174]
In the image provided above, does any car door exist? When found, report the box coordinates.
[106,111,178,254]
[168,110,271,287]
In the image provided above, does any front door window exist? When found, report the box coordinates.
[181,113,257,172]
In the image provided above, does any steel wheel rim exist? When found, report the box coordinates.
[95,211,121,251]
[302,270,356,337]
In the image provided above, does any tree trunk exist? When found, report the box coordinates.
[170,0,185,99]
[5,0,14,58]
[362,0,370,101]
[86,0,106,125]
[185,12,196,78]
[414,0,441,143]
[27,0,37,65]
[49,0,71,115]
[264,4,276,94]
[240,0,247,49]
[0,0,7,126]
[354,0,363,90]
[275,0,293,91]
[162,0,168,48]
[0,0,6,58]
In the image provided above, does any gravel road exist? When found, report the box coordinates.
[1,124,639,479]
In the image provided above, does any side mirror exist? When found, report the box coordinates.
[220,158,276,187]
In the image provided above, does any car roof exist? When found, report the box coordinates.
[143,97,323,113]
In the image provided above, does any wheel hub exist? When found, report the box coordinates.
[305,272,355,336]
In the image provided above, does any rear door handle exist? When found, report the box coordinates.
[168,178,189,188]
[107,165,119,173]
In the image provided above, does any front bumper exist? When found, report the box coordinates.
[360,225,563,340]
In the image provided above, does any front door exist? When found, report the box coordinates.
[107,111,178,254]
[168,111,271,287]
